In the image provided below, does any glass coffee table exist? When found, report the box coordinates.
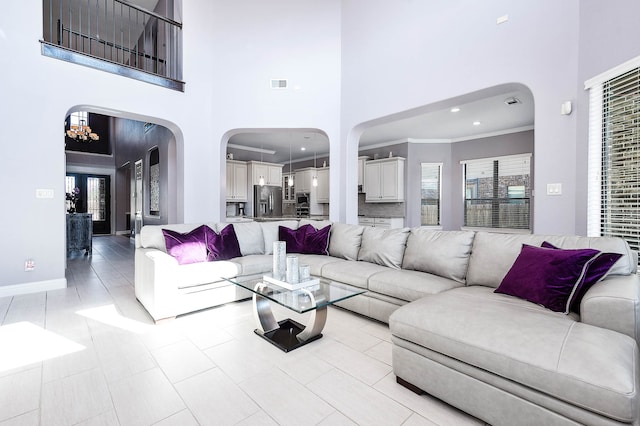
[225,275,366,352]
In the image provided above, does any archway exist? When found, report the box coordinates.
[64,106,182,249]
[353,83,534,230]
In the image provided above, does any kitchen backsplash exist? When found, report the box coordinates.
[357,193,405,217]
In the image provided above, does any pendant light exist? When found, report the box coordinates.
[259,141,265,186]
[288,138,294,187]
[312,149,318,187]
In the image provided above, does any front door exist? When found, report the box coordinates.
[66,173,111,235]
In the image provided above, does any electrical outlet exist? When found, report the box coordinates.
[25,259,35,271]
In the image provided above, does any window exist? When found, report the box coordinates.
[586,57,640,252]
[149,147,160,216]
[86,177,107,221]
[462,154,531,230]
[69,111,88,128]
[420,163,441,226]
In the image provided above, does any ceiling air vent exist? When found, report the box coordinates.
[270,79,288,89]
[504,97,522,105]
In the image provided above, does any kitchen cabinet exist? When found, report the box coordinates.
[364,157,405,202]
[358,217,404,229]
[248,161,283,186]
[358,156,369,190]
[282,173,295,202]
[294,168,315,193]
[316,167,330,203]
[226,160,248,201]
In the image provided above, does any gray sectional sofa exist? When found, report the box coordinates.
[135,219,640,425]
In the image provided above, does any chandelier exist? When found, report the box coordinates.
[66,119,99,141]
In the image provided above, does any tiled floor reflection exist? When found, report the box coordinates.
[0,236,483,425]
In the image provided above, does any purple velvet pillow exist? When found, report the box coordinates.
[541,241,622,313]
[301,224,331,255]
[279,225,307,253]
[162,225,209,265]
[205,224,242,261]
[494,244,601,313]
[278,224,331,255]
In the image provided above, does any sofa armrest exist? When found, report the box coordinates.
[580,274,640,344]
[134,248,179,321]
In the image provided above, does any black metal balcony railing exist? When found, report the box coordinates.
[41,0,183,91]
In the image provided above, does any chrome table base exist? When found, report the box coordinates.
[252,283,327,352]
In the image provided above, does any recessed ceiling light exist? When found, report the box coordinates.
[301,147,306,151]
[473,121,481,126]
[450,107,460,113]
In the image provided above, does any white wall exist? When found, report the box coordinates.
[340,0,582,233]
[207,1,342,221]
[3,0,640,295]
[574,0,640,235]
[0,0,341,292]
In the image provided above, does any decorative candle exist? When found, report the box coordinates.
[286,255,299,284]
[273,241,286,281]
[299,264,311,282]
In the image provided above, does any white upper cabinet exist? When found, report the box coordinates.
[294,168,314,193]
[226,160,248,201]
[364,157,405,202]
[358,156,369,190]
[248,161,283,186]
[316,167,329,203]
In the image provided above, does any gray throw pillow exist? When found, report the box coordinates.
[402,229,475,283]
[357,227,410,269]
[328,223,365,260]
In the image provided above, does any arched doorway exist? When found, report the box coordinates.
[64,106,181,250]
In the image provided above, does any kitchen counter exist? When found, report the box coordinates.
[358,217,405,229]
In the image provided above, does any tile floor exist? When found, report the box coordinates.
[0,236,484,426]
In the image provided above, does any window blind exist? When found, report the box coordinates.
[420,163,442,226]
[461,154,531,230]
[588,67,640,252]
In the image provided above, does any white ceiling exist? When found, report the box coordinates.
[359,89,534,146]
[227,85,534,164]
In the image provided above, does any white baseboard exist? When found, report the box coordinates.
[0,278,67,297]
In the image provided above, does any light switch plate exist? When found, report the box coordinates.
[546,183,562,195]
[36,189,54,199]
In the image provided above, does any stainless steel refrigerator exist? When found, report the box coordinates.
[253,185,283,218]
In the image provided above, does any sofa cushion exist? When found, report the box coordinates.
[229,254,272,276]
[175,260,241,289]
[328,223,364,261]
[357,227,410,269]
[162,225,209,265]
[206,224,242,261]
[299,218,332,230]
[279,224,331,255]
[542,241,623,314]
[223,222,264,256]
[389,286,640,423]
[260,220,299,255]
[467,232,636,288]
[494,244,602,313]
[543,235,636,276]
[296,254,345,277]
[140,223,206,252]
[402,229,474,283]
[321,260,389,289]
[368,269,463,302]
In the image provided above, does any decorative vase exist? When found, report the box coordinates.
[273,241,286,281]
[286,255,299,284]
[299,264,311,282]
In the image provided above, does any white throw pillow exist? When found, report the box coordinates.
[328,223,365,260]
[357,227,410,269]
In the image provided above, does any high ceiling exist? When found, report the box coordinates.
[227,85,534,164]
